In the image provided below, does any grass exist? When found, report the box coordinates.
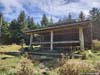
[0,44,41,74]
[0,57,21,68]
[0,44,100,75]
[0,44,40,52]
[0,44,21,52]
[0,44,22,73]
[0,54,15,58]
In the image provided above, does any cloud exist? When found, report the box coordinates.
[0,0,23,21]
[34,0,100,16]
[0,0,100,22]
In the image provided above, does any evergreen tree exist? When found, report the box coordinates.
[1,15,11,44]
[9,19,19,30]
[68,13,72,20]
[17,11,26,30]
[89,8,100,23]
[79,11,85,21]
[41,14,49,27]
[67,13,72,22]
[15,11,27,44]
[36,23,41,29]
[50,17,53,24]
[90,8,98,17]
[57,13,76,23]
[58,19,62,23]
[27,16,36,29]
[89,8,100,40]
[9,19,22,44]
[89,8,99,21]
[10,11,27,44]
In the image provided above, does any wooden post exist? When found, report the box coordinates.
[90,22,93,48]
[0,14,2,40]
[79,27,84,50]
[29,33,33,48]
[50,31,53,51]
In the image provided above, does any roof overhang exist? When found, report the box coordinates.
[24,20,91,35]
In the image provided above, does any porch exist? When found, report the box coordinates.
[25,20,91,53]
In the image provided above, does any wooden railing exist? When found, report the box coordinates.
[32,41,80,44]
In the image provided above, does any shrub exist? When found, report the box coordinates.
[58,53,68,66]
[48,68,59,75]
[0,66,16,75]
[58,60,96,75]
[16,58,34,75]
[95,61,100,71]
[80,50,98,60]
[92,40,100,50]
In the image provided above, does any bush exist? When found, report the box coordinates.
[92,40,100,50]
[0,66,16,75]
[80,50,98,60]
[16,58,34,75]
[95,61,100,71]
[58,53,68,66]
[58,60,96,75]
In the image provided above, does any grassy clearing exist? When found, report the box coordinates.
[0,54,15,58]
[0,44,22,74]
[0,57,20,67]
[0,44,41,52]
[0,44,21,52]
[0,44,100,75]
[0,57,21,75]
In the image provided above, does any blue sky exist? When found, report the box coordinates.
[0,0,100,23]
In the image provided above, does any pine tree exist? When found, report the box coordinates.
[79,11,85,21]
[10,15,27,44]
[90,8,98,17]
[36,23,41,29]
[27,16,36,29]
[50,17,53,24]
[68,13,72,20]
[67,13,72,22]
[9,19,19,30]
[17,11,26,30]
[41,14,49,27]
[89,8,99,21]
[89,8,100,40]
[58,19,62,23]
[1,14,11,44]
[9,19,22,44]
[15,11,27,44]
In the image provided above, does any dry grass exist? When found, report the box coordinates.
[16,58,34,75]
[0,44,21,52]
[0,44,41,53]
[0,54,14,58]
[0,57,20,67]
[49,59,97,75]
[92,39,100,50]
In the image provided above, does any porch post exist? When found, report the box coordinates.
[0,14,2,44]
[79,27,84,50]
[50,31,53,51]
[29,33,33,48]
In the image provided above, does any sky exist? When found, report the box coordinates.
[0,0,100,23]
